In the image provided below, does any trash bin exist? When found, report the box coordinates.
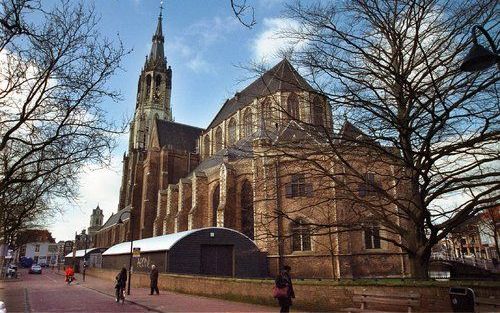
[449,287,475,312]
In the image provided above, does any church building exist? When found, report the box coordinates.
[94,9,410,279]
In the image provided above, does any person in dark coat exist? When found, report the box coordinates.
[115,267,127,303]
[149,264,159,295]
[275,265,295,312]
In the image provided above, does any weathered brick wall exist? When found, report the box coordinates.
[163,184,178,234]
[153,189,167,236]
[140,148,160,239]
[219,163,237,229]
[175,178,191,232]
[87,268,500,312]
[188,171,208,229]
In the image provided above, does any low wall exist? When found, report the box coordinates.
[87,268,500,312]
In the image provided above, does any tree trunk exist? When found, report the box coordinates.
[408,249,431,279]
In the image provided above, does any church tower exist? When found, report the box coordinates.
[129,8,172,150]
[88,204,104,238]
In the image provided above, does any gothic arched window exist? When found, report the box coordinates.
[228,118,237,146]
[261,99,272,129]
[313,96,324,127]
[240,179,254,239]
[212,184,220,227]
[364,223,382,249]
[155,75,162,89]
[243,109,253,138]
[145,75,152,97]
[287,93,299,121]
[291,218,311,251]
[203,135,210,158]
[215,127,223,152]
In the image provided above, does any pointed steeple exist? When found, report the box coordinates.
[148,3,166,69]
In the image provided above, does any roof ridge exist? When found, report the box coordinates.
[157,118,204,131]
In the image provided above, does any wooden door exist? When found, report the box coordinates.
[200,245,233,276]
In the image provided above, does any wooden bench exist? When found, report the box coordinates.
[475,297,500,312]
[342,290,421,313]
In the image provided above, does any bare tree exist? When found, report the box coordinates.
[230,0,256,28]
[0,0,127,245]
[247,0,498,278]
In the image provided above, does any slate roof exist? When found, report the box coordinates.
[338,121,378,145]
[155,119,203,152]
[193,139,253,172]
[206,59,315,131]
[100,207,130,231]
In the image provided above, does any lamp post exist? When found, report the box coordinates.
[460,25,499,72]
[82,232,88,282]
[117,210,133,295]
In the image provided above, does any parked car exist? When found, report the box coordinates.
[29,264,42,274]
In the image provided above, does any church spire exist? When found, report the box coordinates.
[148,2,165,68]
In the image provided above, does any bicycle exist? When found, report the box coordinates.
[115,285,125,303]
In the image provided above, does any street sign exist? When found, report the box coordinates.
[132,247,141,258]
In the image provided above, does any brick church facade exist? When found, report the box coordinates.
[94,10,411,278]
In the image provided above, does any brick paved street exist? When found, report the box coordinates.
[0,268,278,312]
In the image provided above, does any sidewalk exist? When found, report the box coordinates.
[65,272,277,312]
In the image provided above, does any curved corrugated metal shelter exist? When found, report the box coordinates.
[65,248,101,258]
[102,227,267,278]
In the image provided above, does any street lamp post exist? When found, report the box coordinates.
[460,25,499,72]
[117,211,133,295]
[82,233,88,282]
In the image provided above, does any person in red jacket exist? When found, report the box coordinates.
[65,266,75,284]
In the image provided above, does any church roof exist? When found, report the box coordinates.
[99,207,130,231]
[206,59,315,131]
[155,119,203,152]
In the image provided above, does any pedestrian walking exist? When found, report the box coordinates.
[149,264,159,295]
[274,265,295,313]
[115,267,127,303]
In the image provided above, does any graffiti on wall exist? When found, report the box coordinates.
[136,256,151,270]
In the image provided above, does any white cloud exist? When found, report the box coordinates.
[166,16,238,74]
[252,18,302,64]
[187,54,212,73]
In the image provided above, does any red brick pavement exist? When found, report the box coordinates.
[1,268,147,312]
[64,271,279,312]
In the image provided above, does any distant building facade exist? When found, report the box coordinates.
[17,242,59,265]
[449,207,500,260]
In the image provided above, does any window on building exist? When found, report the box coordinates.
[261,99,273,129]
[358,172,377,197]
[145,74,152,97]
[215,127,223,152]
[35,245,40,252]
[155,74,162,89]
[203,135,210,158]
[285,174,312,198]
[228,118,237,146]
[312,96,324,126]
[212,184,220,227]
[287,93,299,121]
[364,224,382,249]
[243,109,253,137]
[292,219,312,251]
[241,179,254,240]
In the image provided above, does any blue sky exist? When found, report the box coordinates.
[49,0,293,241]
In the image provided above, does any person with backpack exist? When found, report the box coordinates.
[115,267,127,303]
[274,265,295,312]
